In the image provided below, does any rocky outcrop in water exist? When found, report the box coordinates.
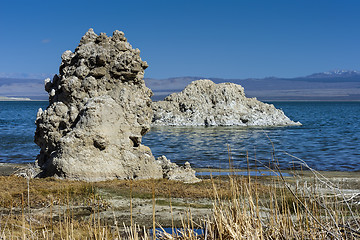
[152,79,301,126]
[156,156,200,183]
[34,29,164,181]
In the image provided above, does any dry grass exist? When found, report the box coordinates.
[204,176,359,239]
[0,176,96,208]
[94,177,272,200]
[0,175,268,208]
[0,168,359,239]
[157,171,360,240]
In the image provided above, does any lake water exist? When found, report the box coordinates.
[0,101,359,171]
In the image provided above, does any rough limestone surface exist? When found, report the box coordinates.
[156,156,200,183]
[152,79,301,126]
[34,29,164,181]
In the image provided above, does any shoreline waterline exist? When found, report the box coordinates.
[1,162,359,179]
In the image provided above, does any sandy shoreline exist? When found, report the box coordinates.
[1,162,359,194]
[0,163,27,176]
[1,162,359,178]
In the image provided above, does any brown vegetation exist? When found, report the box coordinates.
[0,169,359,239]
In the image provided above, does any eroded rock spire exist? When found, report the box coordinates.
[34,29,162,181]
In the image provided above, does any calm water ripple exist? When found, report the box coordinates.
[143,102,360,171]
[0,101,359,171]
[0,101,48,163]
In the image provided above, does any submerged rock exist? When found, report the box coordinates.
[152,79,301,126]
[34,29,163,181]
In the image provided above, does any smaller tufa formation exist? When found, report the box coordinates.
[156,156,200,183]
[152,79,301,126]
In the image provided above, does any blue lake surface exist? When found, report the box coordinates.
[0,101,359,171]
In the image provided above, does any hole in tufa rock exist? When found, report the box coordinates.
[93,139,107,151]
[129,136,140,147]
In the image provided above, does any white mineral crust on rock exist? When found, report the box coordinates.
[152,79,301,126]
[34,29,164,181]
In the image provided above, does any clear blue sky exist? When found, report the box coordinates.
[1,0,359,79]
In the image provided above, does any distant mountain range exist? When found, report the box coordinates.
[147,70,360,101]
[1,70,360,101]
[306,70,360,79]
